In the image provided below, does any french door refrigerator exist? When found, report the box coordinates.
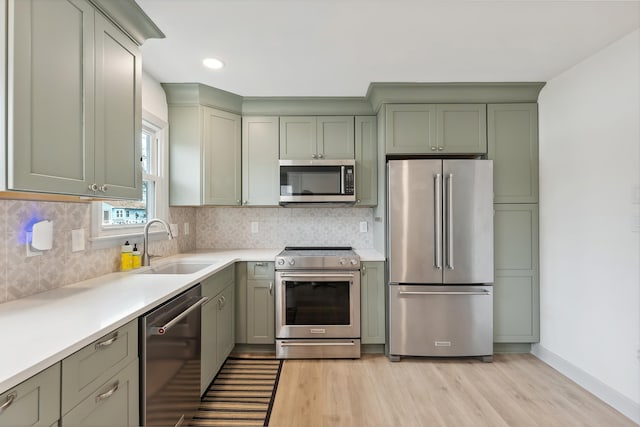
[387,159,494,361]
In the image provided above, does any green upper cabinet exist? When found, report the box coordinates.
[202,107,242,205]
[385,104,487,155]
[242,117,280,206]
[280,116,354,160]
[8,0,143,199]
[355,116,378,206]
[488,103,539,203]
[168,105,241,206]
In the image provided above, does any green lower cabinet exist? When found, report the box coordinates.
[360,261,386,344]
[247,279,275,344]
[0,363,60,427]
[201,266,236,395]
[493,204,539,343]
[61,359,138,427]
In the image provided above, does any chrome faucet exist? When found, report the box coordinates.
[143,219,174,266]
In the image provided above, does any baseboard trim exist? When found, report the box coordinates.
[531,344,640,424]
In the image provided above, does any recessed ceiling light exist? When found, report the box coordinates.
[203,58,225,70]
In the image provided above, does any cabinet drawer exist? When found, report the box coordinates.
[247,261,274,280]
[202,265,235,299]
[61,359,138,427]
[61,320,137,415]
[0,363,60,427]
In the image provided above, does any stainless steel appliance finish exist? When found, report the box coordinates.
[387,159,494,361]
[279,159,356,204]
[140,285,207,426]
[389,285,493,358]
[275,247,361,358]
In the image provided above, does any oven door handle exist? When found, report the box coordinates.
[280,341,357,347]
[278,273,355,279]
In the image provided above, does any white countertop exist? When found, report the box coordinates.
[0,247,384,392]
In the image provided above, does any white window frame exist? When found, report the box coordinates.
[90,109,169,249]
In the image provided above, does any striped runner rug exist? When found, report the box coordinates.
[190,357,283,427]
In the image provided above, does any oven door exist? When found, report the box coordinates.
[275,271,360,339]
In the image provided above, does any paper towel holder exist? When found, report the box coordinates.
[27,220,53,257]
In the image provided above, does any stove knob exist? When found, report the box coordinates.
[277,259,285,265]
[339,258,346,265]
[288,259,295,266]
[350,259,358,265]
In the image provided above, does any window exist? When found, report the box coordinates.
[90,111,168,247]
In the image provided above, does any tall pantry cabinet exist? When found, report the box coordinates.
[3,0,160,199]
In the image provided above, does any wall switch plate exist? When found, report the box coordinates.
[184,223,190,235]
[71,229,85,252]
[170,223,179,237]
[251,222,259,234]
[359,221,368,233]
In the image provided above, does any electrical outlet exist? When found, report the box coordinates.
[71,229,85,252]
[184,223,190,235]
[170,223,179,237]
[359,221,368,233]
[251,222,259,234]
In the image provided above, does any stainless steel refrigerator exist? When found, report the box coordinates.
[387,159,494,361]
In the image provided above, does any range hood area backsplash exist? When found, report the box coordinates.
[0,200,374,303]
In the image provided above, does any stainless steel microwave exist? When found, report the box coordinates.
[279,159,356,204]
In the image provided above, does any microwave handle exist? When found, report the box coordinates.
[341,166,345,195]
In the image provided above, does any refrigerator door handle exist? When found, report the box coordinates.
[434,173,442,269]
[446,173,454,270]
[398,290,491,296]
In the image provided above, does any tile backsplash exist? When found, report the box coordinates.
[196,207,374,249]
[0,200,373,303]
[0,200,196,304]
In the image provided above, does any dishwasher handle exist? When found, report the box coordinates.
[149,296,208,335]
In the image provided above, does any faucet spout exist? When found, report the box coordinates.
[143,219,174,266]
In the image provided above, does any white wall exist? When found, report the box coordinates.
[536,29,640,422]
[142,71,168,122]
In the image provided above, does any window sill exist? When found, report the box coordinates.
[89,229,171,250]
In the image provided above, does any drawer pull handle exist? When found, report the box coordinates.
[95,332,118,350]
[95,382,119,403]
[269,281,273,296]
[0,392,16,414]
[254,262,266,267]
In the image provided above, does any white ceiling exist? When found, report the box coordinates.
[136,0,640,97]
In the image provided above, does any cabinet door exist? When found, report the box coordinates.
[279,116,317,160]
[61,359,138,427]
[200,297,217,395]
[493,204,539,342]
[94,12,142,199]
[385,104,436,154]
[215,284,235,371]
[355,116,377,206]
[360,262,385,344]
[9,0,95,195]
[202,107,241,205]
[242,117,280,206]
[436,104,487,154]
[488,104,538,203]
[0,363,60,427]
[247,279,275,344]
[317,116,354,159]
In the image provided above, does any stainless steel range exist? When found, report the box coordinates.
[275,246,361,359]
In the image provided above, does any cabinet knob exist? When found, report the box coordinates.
[318,153,324,158]
[99,185,108,193]
[243,200,248,205]
[431,147,437,151]
[236,200,241,204]
[357,199,361,204]
[88,183,99,192]
[312,154,318,159]
[438,146,444,151]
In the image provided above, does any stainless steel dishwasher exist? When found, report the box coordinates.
[140,284,207,427]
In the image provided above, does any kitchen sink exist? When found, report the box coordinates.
[139,262,214,275]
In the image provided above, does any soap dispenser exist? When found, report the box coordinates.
[121,241,133,271]
[132,244,141,269]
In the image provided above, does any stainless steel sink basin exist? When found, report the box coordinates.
[141,262,213,275]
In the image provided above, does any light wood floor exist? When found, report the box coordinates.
[268,354,635,427]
